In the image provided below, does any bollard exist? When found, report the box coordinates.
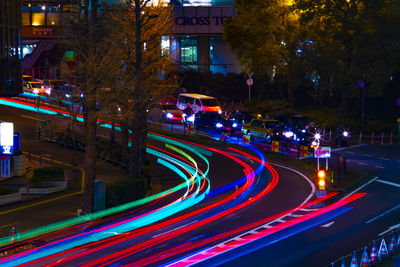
[381,132,384,144]
[390,132,393,144]
[329,129,332,143]
[359,132,362,145]
[371,132,374,144]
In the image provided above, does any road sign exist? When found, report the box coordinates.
[314,146,331,158]
[246,78,253,87]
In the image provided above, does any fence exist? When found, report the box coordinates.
[329,229,400,266]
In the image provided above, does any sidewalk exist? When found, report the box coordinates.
[0,139,128,237]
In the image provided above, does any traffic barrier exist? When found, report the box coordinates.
[397,231,400,246]
[370,240,380,263]
[389,231,397,253]
[360,246,370,267]
[272,141,279,152]
[243,134,251,144]
[349,250,358,267]
[300,146,308,157]
[9,225,17,242]
[187,124,194,135]
[378,238,389,258]
[219,134,227,142]
[340,255,346,267]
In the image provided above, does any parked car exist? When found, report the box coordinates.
[194,111,238,133]
[23,81,50,95]
[177,93,222,114]
[43,79,62,91]
[228,111,254,129]
[241,118,283,142]
[148,102,183,122]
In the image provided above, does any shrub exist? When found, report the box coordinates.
[0,185,12,195]
[31,167,65,182]
[106,178,146,208]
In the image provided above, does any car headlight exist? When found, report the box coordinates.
[232,123,238,128]
[187,115,195,123]
[314,133,321,140]
[216,123,223,128]
[343,131,349,137]
[65,93,71,98]
[166,112,173,119]
[284,131,294,138]
[33,89,39,94]
[218,110,222,114]
[80,93,84,98]
[46,89,51,95]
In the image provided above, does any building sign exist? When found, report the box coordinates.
[0,123,14,155]
[314,146,331,158]
[33,27,53,36]
[175,16,231,26]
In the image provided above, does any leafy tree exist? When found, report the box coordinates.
[296,0,400,113]
[60,1,121,213]
[110,0,175,179]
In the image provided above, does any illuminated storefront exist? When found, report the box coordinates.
[167,5,241,74]
[0,0,23,97]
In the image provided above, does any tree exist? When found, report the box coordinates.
[296,0,400,112]
[60,1,121,213]
[110,0,175,179]
[223,0,306,104]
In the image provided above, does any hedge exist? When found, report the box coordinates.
[0,185,12,195]
[31,167,65,182]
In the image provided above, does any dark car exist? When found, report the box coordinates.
[228,111,254,129]
[275,114,315,146]
[194,111,238,133]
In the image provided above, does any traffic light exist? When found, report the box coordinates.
[317,170,326,190]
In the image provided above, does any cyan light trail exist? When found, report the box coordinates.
[0,143,209,266]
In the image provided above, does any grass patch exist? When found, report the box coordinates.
[0,185,12,195]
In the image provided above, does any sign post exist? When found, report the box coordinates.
[36,96,41,139]
[246,74,253,101]
[0,123,14,178]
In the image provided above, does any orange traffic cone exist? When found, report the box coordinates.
[370,240,380,263]
[389,231,397,253]
[349,250,358,267]
[360,246,370,267]
[10,225,17,242]
[340,256,346,267]
[378,238,389,258]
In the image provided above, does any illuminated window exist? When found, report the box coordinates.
[32,13,45,26]
[180,37,197,64]
[161,36,170,56]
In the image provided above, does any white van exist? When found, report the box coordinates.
[177,93,222,114]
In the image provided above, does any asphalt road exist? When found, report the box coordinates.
[1,98,400,266]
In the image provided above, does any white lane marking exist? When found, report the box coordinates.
[287,213,301,217]
[333,144,367,152]
[321,221,335,228]
[343,176,378,199]
[301,208,317,212]
[358,162,367,165]
[366,204,400,224]
[21,115,44,121]
[378,223,400,236]
[346,151,355,154]
[375,166,384,169]
[379,158,389,161]
[169,162,316,267]
[376,179,400,188]
[274,218,286,223]
[152,220,198,238]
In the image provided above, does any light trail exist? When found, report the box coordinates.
[0,138,209,266]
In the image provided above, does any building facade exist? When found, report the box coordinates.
[1,0,23,96]
[21,0,242,79]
